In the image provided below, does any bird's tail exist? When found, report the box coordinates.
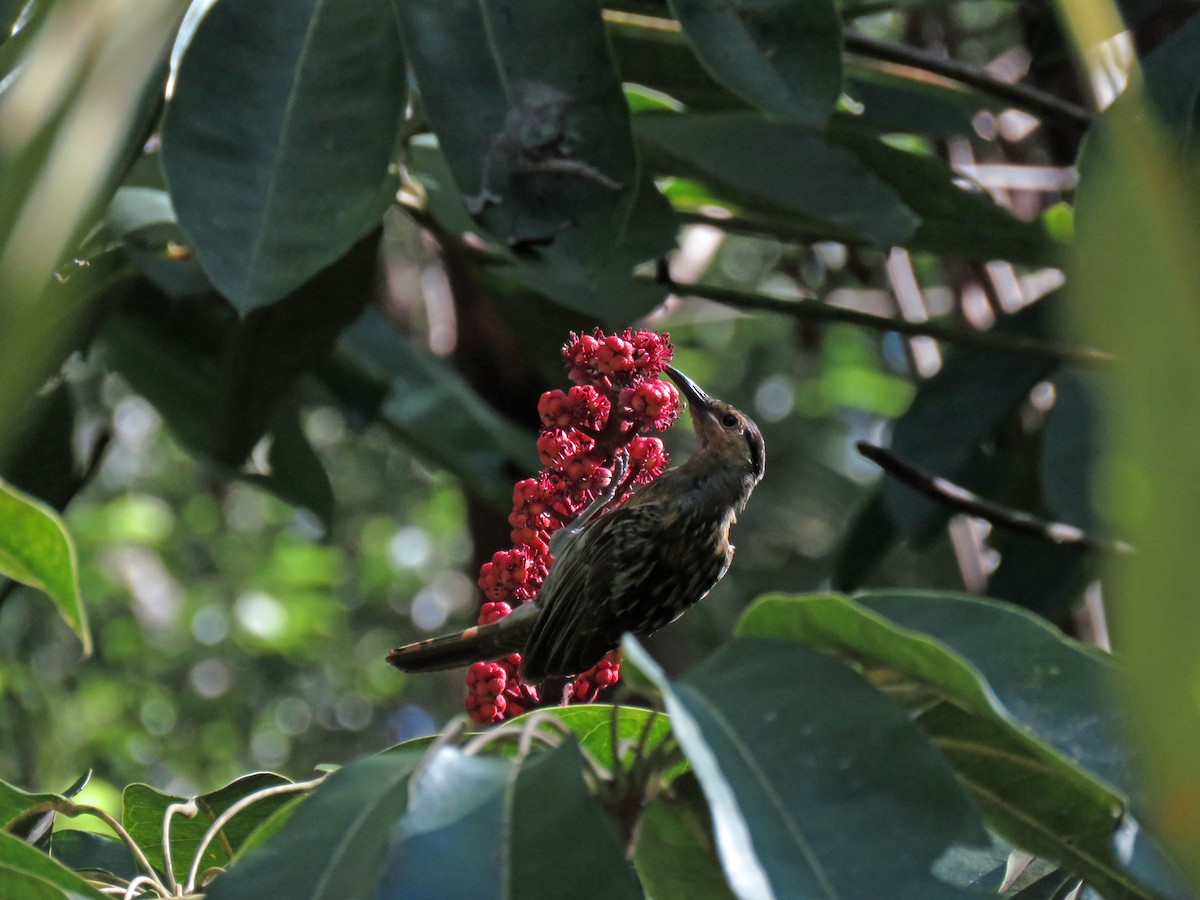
[386,603,537,673]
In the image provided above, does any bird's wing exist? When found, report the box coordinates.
[520,501,677,682]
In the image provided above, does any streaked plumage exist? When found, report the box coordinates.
[387,366,765,682]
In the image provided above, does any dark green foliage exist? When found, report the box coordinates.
[2,0,1198,898]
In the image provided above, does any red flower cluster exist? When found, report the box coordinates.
[465,329,679,724]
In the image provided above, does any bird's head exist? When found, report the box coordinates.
[664,365,765,484]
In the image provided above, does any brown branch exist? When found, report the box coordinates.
[654,276,1115,367]
[855,441,1132,555]
[844,32,1093,130]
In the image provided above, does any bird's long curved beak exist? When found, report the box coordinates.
[663,365,712,411]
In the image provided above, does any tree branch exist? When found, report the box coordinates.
[844,32,1093,130]
[855,441,1131,555]
[653,276,1114,367]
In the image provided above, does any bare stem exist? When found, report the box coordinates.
[856,441,1132,554]
[654,276,1114,367]
[844,32,1092,129]
[162,799,198,892]
[183,777,327,894]
[57,803,171,897]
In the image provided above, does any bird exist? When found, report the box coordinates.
[386,365,765,683]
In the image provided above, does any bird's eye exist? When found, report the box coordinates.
[721,413,739,428]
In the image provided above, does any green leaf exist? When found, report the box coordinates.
[736,591,1140,802]
[1040,371,1105,533]
[336,310,536,509]
[508,740,642,899]
[488,167,677,322]
[826,120,1064,265]
[1,382,77,514]
[623,635,987,899]
[406,138,676,322]
[0,3,177,467]
[212,231,380,466]
[1138,7,1200,134]
[0,831,107,900]
[1067,19,1200,878]
[397,0,659,320]
[398,0,637,240]
[99,296,336,525]
[843,64,977,137]
[239,410,335,531]
[122,772,293,874]
[0,478,87,654]
[382,741,641,899]
[46,831,140,884]
[608,20,746,112]
[634,772,736,900]
[205,752,422,899]
[668,0,841,126]
[229,796,304,862]
[10,772,89,850]
[919,703,1190,900]
[831,490,898,590]
[636,111,919,247]
[162,0,406,312]
[0,780,62,831]
[503,703,674,774]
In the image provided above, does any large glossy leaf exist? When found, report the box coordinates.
[667,0,842,126]
[205,751,423,899]
[0,478,87,653]
[336,310,536,510]
[826,120,1064,265]
[737,592,1144,803]
[122,772,293,874]
[382,741,641,899]
[397,0,670,320]
[162,0,406,312]
[488,168,677,322]
[634,772,736,900]
[0,831,107,900]
[624,635,987,900]
[737,592,1192,894]
[1068,7,1200,877]
[636,111,919,247]
[405,137,675,322]
[919,703,1190,900]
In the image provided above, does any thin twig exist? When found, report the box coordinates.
[162,799,198,893]
[183,777,326,894]
[654,276,1114,367]
[856,441,1132,554]
[844,31,1093,129]
[119,875,163,899]
[58,803,171,898]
